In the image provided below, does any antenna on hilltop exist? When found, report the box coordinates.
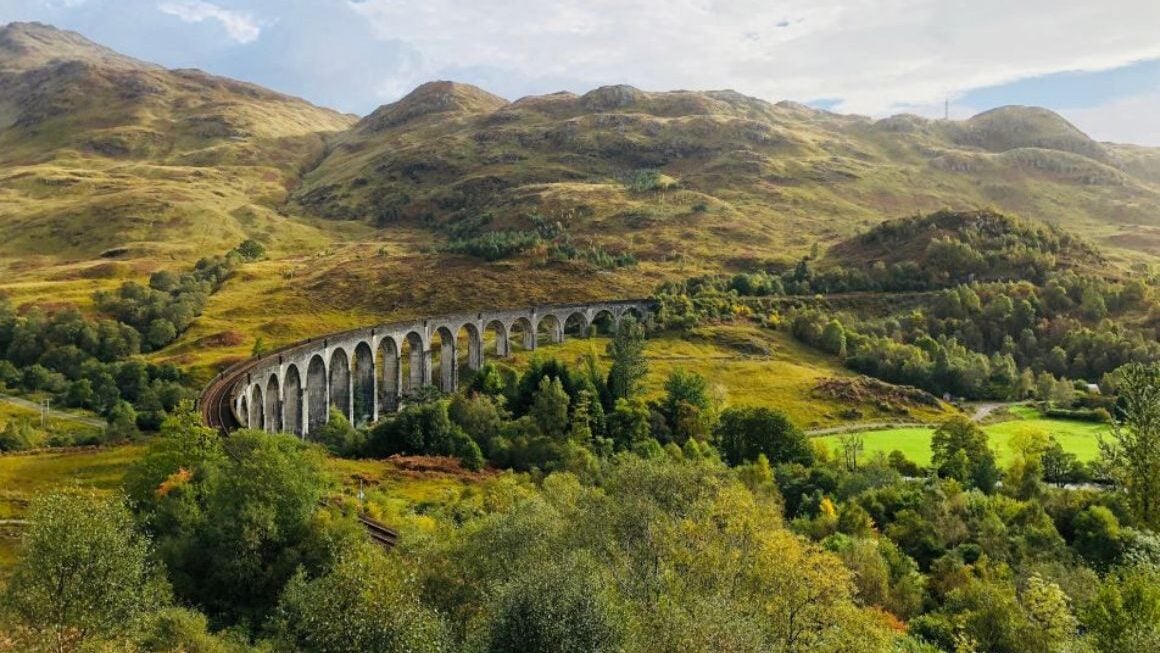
[944,97,949,121]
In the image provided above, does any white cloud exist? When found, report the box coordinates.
[347,0,1160,117]
[158,0,260,44]
[1064,92,1160,146]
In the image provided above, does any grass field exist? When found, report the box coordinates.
[0,440,492,578]
[0,400,103,445]
[817,412,1107,466]
[0,443,147,577]
[504,323,954,430]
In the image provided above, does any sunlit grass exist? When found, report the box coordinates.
[817,414,1107,466]
[506,324,953,429]
[0,443,147,578]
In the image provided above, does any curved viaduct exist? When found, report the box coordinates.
[201,299,653,436]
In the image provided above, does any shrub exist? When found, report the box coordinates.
[716,406,812,466]
[442,231,540,261]
[234,239,266,261]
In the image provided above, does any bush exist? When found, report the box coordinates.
[715,406,812,466]
[442,231,540,261]
[367,400,467,458]
[234,239,266,261]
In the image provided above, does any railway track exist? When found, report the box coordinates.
[200,358,259,435]
[357,513,399,549]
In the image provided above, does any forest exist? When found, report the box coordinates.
[0,242,262,450]
[2,214,1159,651]
[654,211,1160,406]
[1,310,1159,652]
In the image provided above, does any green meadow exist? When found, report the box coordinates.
[817,412,1107,467]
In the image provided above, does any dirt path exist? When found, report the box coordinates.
[805,421,926,436]
[969,402,1017,422]
[0,393,105,428]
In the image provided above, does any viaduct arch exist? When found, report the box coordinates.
[201,299,653,437]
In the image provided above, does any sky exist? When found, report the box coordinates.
[4,0,1160,145]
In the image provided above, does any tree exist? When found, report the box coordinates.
[1080,285,1108,320]
[607,316,647,401]
[135,606,234,653]
[1071,505,1122,568]
[125,420,327,628]
[148,270,179,292]
[529,376,570,440]
[569,389,596,443]
[313,407,365,456]
[1099,362,1160,529]
[1006,427,1050,499]
[272,546,450,653]
[839,432,865,471]
[715,406,812,466]
[661,368,713,443]
[1021,575,1079,653]
[234,238,266,261]
[1041,438,1081,486]
[486,558,623,653]
[821,319,848,357]
[367,400,465,458]
[449,392,506,444]
[105,399,140,442]
[146,318,177,350]
[2,492,165,653]
[930,416,999,491]
[607,397,650,450]
[1081,564,1160,653]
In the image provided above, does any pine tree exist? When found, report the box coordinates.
[607,317,648,401]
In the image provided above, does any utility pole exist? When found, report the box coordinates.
[40,398,51,429]
[944,97,949,120]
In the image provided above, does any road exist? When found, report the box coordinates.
[969,402,1018,422]
[0,393,105,428]
[805,402,1022,437]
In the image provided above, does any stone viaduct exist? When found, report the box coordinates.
[203,299,653,436]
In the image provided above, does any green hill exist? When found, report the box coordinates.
[293,82,1160,268]
[0,22,1158,361]
[0,22,356,266]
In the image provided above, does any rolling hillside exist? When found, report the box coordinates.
[0,21,1158,361]
[0,21,356,269]
[294,81,1160,267]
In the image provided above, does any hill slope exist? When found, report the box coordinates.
[0,23,1158,361]
[294,83,1160,268]
[0,22,356,269]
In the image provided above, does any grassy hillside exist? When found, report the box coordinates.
[0,23,1157,338]
[502,324,953,430]
[0,22,355,274]
[294,82,1160,269]
[0,21,1157,404]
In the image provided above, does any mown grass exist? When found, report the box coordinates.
[817,413,1107,466]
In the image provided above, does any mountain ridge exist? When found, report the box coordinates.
[0,21,156,72]
[0,22,1158,325]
